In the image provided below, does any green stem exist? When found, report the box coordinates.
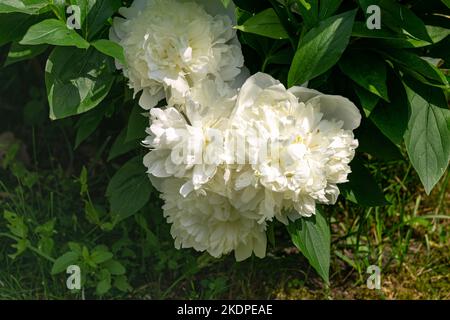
[0,232,56,263]
[50,5,64,22]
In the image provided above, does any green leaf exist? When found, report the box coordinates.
[294,0,318,28]
[20,19,90,49]
[0,12,44,46]
[381,25,450,48]
[45,46,115,120]
[287,208,330,283]
[235,8,289,40]
[84,201,101,225]
[91,39,125,65]
[288,10,356,87]
[75,106,105,148]
[126,105,148,142]
[3,210,28,238]
[359,0,432,42]
[96,269,111,295]
[71,0,121,40]
[106,157,152,221]
[68,242,82,255]
[37,237,54,255]
[354,85,379,117]
[403,80,450,194]
[34,218,56,237]
[356,119,402,161]
[443,0,450,9]
[9,238,30,259]
[51,251,79,275]
[104,260,126,275]
[319,0,342,19]
[339,51,389,101]
[107,128,139,161]
[378,0,432,42]
[4,42,47,66]
[370,75,409,145]
[340,158,388,206]
[114,275,132,292]
[384,49,448,87]
[352,21,406,40]
[90,249,113,264]
[0,0,49,14]
[49,0,65,21]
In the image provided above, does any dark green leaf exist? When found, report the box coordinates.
[126,105,148,142]
[287,208,330,283]
[75,107,104,148]
[340,158,388,206]
[0,13,44,46]
[340,51,389,101]
[352,21,404,40]
[381,25,450,48]
[96,269,111,295]
[379,0,432,42]
[370,75,409,145]
[90,249,113,264]
[403,80,450,194]
[104,260,126,275]
[0,0,49,14]
[3,210,28,238]
[288,10,356,87]
[114,275,132,292]
[384,49,448,87]
[236,8,289,40]
[359,0,432,42]
[4,42,47,66]
[354,85,379,117]
[107,128,139,161]
[91,39,125,65]
[70,0,121,40]
[106,157,152,221]
[51,251,79,275]
[356,119,403,161]
[319,0,342,19]
[20,19,90,49]
[9,238,30,259]
[294,0,319,28]
[45,46,115,120]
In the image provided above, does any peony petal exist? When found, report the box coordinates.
[253,231,267,258]
[234,241,253,262]
[309,95,362,130]
[139,88,164,109]
[288,86,321,102]
[234,72,281,114]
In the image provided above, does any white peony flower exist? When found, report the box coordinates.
[110,0,245,109]
[155,177,267,261]
[143,78,236,196]
[229,73,361,223]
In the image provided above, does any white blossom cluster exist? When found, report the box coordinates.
[111,0,361,261]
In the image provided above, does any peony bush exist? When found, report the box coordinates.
[0,0,448,283]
